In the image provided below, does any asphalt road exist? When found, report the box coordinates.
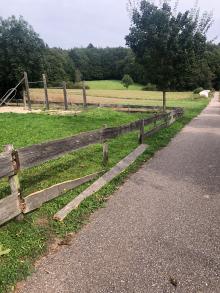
[19,94,220,293]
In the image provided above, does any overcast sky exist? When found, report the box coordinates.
[1,0,219,48]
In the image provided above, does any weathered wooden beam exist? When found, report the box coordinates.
[18,129,103,169]
[63,81,68,110]
[168,110,176,126]
[24,72,31,111]
[82,81,87,108]
[4,145,21,195]
[102,143,109,165]
[163,91,166,112]
[139,120,145,144]
[54,144,147,221]
[24,172,101,214]
[0,194,21,226]
[23,90,27,109]
[0,145,22,225]
[43,74,49,110]
[0,151,14,179]
[4,145,23,222]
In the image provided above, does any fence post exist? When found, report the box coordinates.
[154,113,157,128]
[139,119,145,144]
[43,74,49,110]
[63,81,68,110]
[24,72,31,111]
[103,142,109,166]
[82,80,87,108]
[163,91,166,112]
[23,90,27,109]
[168,110,175,126]
[4,144,24,221]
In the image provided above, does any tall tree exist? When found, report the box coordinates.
[44,48,75,86]
[126,1,213,96]
[0,16,46,96]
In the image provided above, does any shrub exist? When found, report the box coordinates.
[122,74,134,89]
[66,81,75,89]
[142,83,157,91]
[71,82,90,89]
[193,87,204,94]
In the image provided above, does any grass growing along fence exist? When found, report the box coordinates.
[0,96,209,293]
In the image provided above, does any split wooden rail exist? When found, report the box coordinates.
[0,107,183,226]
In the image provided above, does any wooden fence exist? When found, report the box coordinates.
[0,108,183,226]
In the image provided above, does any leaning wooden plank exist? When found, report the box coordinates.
[54,144,147,221]
[18,129,103,169]
[0,151,14,179]
[0,194,21,226]
[24,172,101,214]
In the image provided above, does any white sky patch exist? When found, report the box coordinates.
[1,0,219,48]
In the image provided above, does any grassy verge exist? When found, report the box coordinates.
[0,96,209,292]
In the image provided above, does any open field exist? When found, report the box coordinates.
[30,88,195,109]
[0,93,210,292]
[86,80,143,90]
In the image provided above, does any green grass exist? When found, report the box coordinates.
[0,95,209,293]
[86,80,143,90]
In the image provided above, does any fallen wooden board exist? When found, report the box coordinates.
[0,194,21,226]
[0,151,14,179]
[24,172,101,214]
[54,144,147,221]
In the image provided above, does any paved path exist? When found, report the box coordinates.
[19,94,220,293]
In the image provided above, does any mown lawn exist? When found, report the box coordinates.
[0,95,209,292]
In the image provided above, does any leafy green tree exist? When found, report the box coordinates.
[0,16,46,96]
[44,48,75,86]
[126,1,213,95]
[122,74,134,88]
[206,43,220,90]
[75,69,82,83]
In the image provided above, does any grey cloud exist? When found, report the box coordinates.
[1,0,219,48]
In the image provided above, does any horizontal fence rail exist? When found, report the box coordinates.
[0,107,184,227]
[17,110,183,170]
[18,129,104,169]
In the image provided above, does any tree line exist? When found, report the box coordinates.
[0,11,220,97]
